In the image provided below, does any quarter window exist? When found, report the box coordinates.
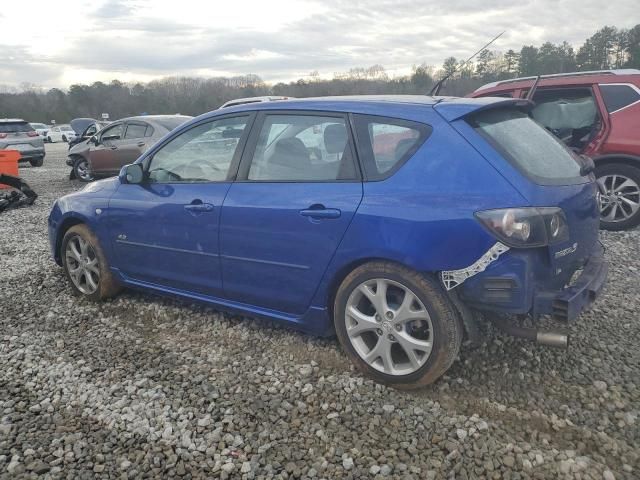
[353,115,431,180]
[147,116,248,183]
[247,114,357,181]
[599,84,640,113]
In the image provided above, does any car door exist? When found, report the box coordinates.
[108,114,253,296]
[89,122,126,175]
[115,122,152,169]
[219,111,363,315]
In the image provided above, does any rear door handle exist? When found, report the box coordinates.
[299,206,341,219]
[137,141,145,147]
[184,201,214,214]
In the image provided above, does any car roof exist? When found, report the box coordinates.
[117,114,193,123]
[474,69,640,93]
[0,118,27,123]
[209,94,529,122]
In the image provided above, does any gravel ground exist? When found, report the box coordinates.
[0,143,638,479]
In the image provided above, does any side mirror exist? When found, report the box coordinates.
[119,164,144,184]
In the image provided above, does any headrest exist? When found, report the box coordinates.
[272,137,309,166]
[324,123,347,154]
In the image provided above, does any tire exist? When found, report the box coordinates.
[61,224,121,301]
[62,135,67,143]
[73,157,94,182]
[334,261,463,389]
[595,163,640,231]
[47,136,52,143]
[29,157,44,167]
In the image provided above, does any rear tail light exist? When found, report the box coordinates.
[0,133,7,139]
[27,131,38,137]
[475,207,569,248]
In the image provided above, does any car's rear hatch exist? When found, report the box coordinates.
[0,121,42,149]
[438,98,600,282]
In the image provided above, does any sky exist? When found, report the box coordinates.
[0,0,638,90]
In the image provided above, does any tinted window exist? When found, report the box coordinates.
[470,108,582,184]
[247,114,356,181]
[154,116,191,131]
[124,123,147,139]
[599,84,640,113]
[353,115,430,180]
[148,116,248,183]
[100,124,123,141]
[0,122,33,133]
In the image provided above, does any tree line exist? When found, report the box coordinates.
[1,24,638,123]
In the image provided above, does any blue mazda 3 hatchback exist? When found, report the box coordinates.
[48,95,608,388]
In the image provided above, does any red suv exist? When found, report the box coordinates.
[469,69,640,230]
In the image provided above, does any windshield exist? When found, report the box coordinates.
[31,123,47,129]
[60,125,74,131]
[469,108,583,185]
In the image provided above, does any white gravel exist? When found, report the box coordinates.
[0,143,638,479]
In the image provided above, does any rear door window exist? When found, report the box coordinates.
[529,88,598,151]
[353,115,431,180]
[124,123,148,139]
[469,108,583,185]
[598,84,640,113]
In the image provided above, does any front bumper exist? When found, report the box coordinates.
[458,244,608,322]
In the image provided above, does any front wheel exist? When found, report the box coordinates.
[73,157,94,182]
[61,225,120,301]
[596,163,640,231]
[334,262,463,389]
[47,136,52,143]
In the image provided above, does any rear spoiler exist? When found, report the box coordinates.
[434,98,533,122]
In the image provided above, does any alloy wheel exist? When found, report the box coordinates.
[345,278,434,376]
[597,174,640,223]
[65,235,100,294]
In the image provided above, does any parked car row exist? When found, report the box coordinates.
[1,119,45,166]
[50,92,608,388]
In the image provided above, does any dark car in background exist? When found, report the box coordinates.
[469,69,640,230]
[0,119,45,167]
[67,115,192,181]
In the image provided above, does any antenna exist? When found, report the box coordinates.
[429,31,505,96]
[525,75,541,101]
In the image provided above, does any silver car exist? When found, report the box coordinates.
[0,119,45,167]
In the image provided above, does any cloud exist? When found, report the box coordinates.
[0,0,638,88]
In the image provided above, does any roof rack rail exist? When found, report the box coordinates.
[475,69,640,91]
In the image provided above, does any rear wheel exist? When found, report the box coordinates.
[29,157,44,167]
[62,135,67,142]
[595,163,640,231]
[47,136,52,143]
[61,225,120,301]
[73,157,94,182]
[334,262,463,389]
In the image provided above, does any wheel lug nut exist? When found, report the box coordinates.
[385,311,393,319]
[388,334,395,341]
[376,329,383,336]
[395,324,402,332]
[375,314,382,322]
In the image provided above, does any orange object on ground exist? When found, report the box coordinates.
[0,150,20,189]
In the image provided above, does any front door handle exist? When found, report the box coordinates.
[137,141,145,147]
[299,205,341,219]
[184,200,214,214]
[109,145,117,150]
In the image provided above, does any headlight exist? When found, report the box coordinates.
[475,207,569,248]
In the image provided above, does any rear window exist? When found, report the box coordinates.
[353,115,431,180]
[469,108,583,185]
[599,84,640,113]
[0,122,33,133]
